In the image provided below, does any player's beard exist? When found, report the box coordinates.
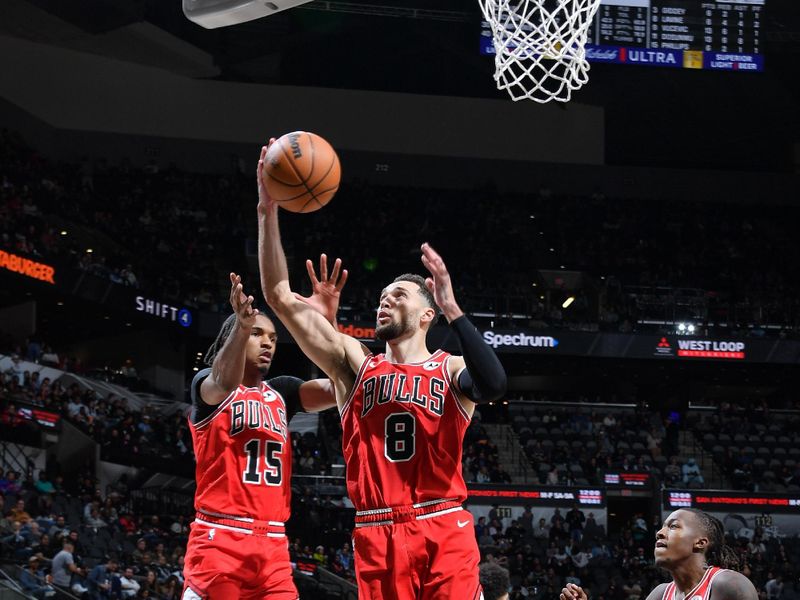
[376,315,413,341]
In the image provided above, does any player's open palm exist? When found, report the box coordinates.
[256,138,277,213]
[294,254,348,326]
[420,242,458,313]
[561,583,589,600]
[229,272,259,329]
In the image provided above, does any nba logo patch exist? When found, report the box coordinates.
[422,361,440,371]
[263,391,277,403]
[208,528,216,541]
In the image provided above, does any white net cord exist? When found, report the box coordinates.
[480,0,602,103]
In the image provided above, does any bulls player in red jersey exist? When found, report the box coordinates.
[182,265,345,600]
[256,141,507,599]
[560,509,757,600]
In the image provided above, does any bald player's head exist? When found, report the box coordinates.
[479,562,510,600]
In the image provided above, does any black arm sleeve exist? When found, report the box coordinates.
[190,368,215,424]
[268,375,305,422]
[450,315,507,404]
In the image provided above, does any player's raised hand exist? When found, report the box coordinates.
[560,583,588,600]
[293,254,348,326]
[229,272,259,329]
[256,138,277,214]
[420,242,463,322]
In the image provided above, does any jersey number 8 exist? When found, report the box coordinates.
[385,413,416,462]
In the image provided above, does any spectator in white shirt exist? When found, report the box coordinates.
[120,567,140,598]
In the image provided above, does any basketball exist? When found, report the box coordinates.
[263,131,341,213]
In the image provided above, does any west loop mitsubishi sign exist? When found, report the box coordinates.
[653,337,745,360]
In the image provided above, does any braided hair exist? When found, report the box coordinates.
[684,508,740,570]
[203,313,240,367]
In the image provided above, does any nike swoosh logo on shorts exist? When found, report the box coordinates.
[457,520,469,528]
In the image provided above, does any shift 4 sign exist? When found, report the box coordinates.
[135,296,193,328]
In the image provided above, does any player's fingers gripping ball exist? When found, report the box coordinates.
[263,131,341,213]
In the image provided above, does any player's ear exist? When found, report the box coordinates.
[693,535,709,553]
[420,306,435,327]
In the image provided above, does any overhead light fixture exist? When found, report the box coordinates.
[562,296,575,309]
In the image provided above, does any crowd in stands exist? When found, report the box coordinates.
[3,460,799,600]
[463,418,514,484]
[2,345,333,482]
[0,464,190,599]
[0,460,358,597]
[3,129,800,335]
[4,375,800,599]
[508,401,697,488]
[690,400,800,493]
[1,351,194,475]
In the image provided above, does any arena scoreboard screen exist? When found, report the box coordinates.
[481,0,765,72]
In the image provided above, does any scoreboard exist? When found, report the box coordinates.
[480,0,765,72]
[587,0,764,71]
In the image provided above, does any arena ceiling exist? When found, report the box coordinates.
[2,0,799,171]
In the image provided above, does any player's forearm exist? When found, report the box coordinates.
[452,316,507,403]
[210,323,249,393]
[258,206,293,310]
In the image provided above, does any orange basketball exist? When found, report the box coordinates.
[262,131,341,213]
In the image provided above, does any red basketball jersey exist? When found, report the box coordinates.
[661,567,727,600]
[189,379,293,522]
[340,349,471,511]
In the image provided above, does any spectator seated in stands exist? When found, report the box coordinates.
[19,555,56,599]
[682,458,704,486]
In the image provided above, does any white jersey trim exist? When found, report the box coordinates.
[194,518,253,534]
[445,358,472,423]
[193,518,286,537]
[416,506,463,520]
[340,353,374,418]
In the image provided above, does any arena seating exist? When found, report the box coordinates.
[689,403,800,492]
[3,131,800,335]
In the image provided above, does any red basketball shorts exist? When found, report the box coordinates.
[182,514,297,600]
[353,501,482,600]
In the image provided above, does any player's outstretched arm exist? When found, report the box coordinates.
[298,378,337,412]
[200,272,259,406]
[420,242,507,404]
[256,142,359,380]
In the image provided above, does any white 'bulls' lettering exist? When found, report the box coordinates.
[230,400,287,439]
[361,374,446,418]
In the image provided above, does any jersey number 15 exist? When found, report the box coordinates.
[243,439,283,486]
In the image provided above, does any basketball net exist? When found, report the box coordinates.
[479,0,602,103]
